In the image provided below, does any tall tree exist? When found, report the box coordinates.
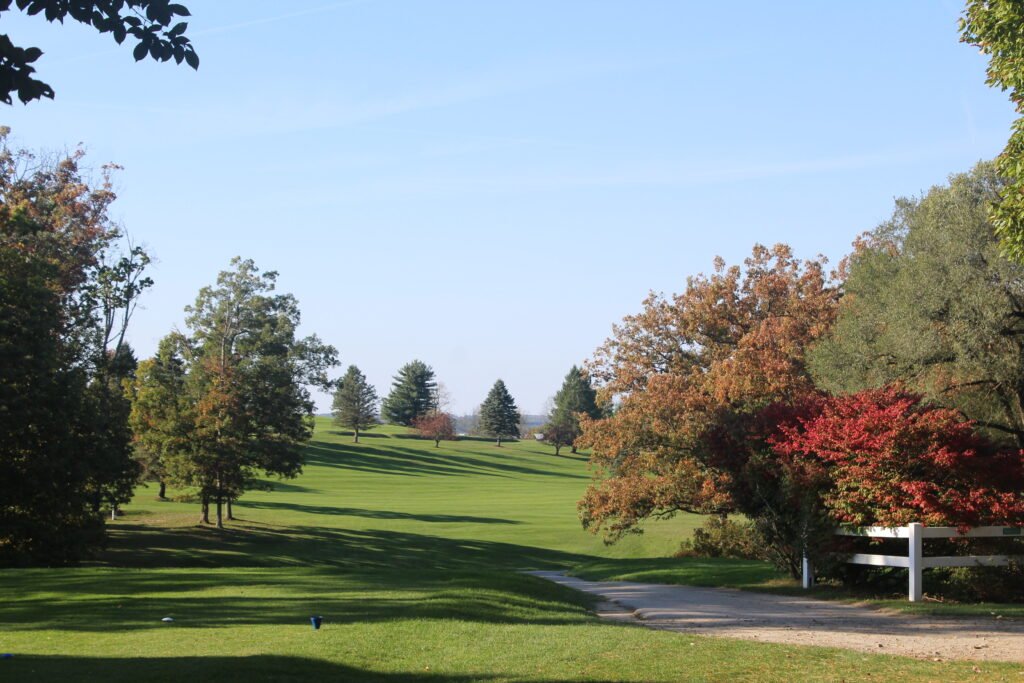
[478,379,521,446]
[809,163,1024,447]
[0,131,149,563]
[131,258,338,528]
[961,2,1024,260]
[577,244,839,574]
[0,0,198,105]
[332,365,378,442]
[381,360,436,426]
[545,366,602,454]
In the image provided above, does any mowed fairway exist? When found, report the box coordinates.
[2,421,1020,682]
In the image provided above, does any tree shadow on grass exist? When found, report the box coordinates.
[304,442,584,480]
[96,523,589,572]
[2,524,606,632]
[238,500,522,525]
[3,655,631,683]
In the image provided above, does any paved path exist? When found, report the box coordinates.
[527,571,1024,662]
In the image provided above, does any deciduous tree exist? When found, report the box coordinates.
[131,258,338,528]
[413,411,456,447]
[961,2,1024,259]
[0,131,149,563]
[577,244,840,574]
[0,0,198,104]
[772,387,1024,529]
[809,163,1024,447]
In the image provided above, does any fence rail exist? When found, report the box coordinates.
[803,523,1023,601]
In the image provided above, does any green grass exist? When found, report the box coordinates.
[2,420,1022,681]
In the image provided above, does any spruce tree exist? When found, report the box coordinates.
[381,360,437,426]
[479,379,522,446]
[332,365,379,442]
[547,365,603,454]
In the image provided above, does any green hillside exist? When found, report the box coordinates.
[0,420,1013,681]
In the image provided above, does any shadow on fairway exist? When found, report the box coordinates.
[239,500,522,525]
[98,523,587,572]
[305,442,585,480]
[5,655,633,683]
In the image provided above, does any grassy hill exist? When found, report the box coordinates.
[0,420,1015,681]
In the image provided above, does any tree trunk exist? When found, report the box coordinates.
[571,445,578,454]
[435,438,440,447]
[201,496,210,525]
[158,481,167,499]
[496,436,502,447]
[555,444,561,456]
[111,505,118,521]
[216,495,224,529]
[227,499,234,520]
[354,428,359,443]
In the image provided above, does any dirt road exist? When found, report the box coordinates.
[528,571,1024,662]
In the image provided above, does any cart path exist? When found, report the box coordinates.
[527,571,1024,663]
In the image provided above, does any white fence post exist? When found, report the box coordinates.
[908,522,923,602]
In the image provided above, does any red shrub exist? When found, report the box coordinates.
[771,387,1024,529]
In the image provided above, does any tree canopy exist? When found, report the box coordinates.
[0,132,148,563]
[809,163,1024,447]
[1,0,198,104]
[478,379,521,446]
[961,1,1024,260]
[332,365,378,442]
[129,258,338,528]
[381,360,437,426]
[577,244,840,574]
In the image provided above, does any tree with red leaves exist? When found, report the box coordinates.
[772,387,1024,530]
[413,411,456,448]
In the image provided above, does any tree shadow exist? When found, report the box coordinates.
[238,500,522,525]
[2,654,633,682]
[304,442,584,480]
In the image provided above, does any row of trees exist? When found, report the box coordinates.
[576,164,1024,577]
[332,359,524,446]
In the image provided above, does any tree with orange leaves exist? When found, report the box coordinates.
[578,244,840,573]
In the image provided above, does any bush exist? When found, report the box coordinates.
[677,516,766,560]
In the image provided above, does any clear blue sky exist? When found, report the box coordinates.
[4,1,1015,414]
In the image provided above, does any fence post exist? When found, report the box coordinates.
[802,550,813,589]
[908,522,923,602]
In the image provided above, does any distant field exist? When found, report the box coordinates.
[1,420,1019,681]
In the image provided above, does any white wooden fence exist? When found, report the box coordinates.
[802,523,1023,601]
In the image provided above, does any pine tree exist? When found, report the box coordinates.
[332,365,378,442]
[381,360,437,426]
[479,379,521,446]
[547,365,603,454]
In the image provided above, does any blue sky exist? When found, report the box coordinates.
[3,1,1016,414]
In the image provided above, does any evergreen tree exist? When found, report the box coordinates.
[332,365,378,442]
[479,379,521,446]
[381,360,437,426]
[546,366,603,454]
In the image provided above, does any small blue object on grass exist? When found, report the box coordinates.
[2,653,13,659]
[310,616,323,630]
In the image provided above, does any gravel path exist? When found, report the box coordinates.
[527,571,1024,663]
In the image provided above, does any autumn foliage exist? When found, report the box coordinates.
[413,411,457,447]
[773,387,1024,530]
[578,244,840,562]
